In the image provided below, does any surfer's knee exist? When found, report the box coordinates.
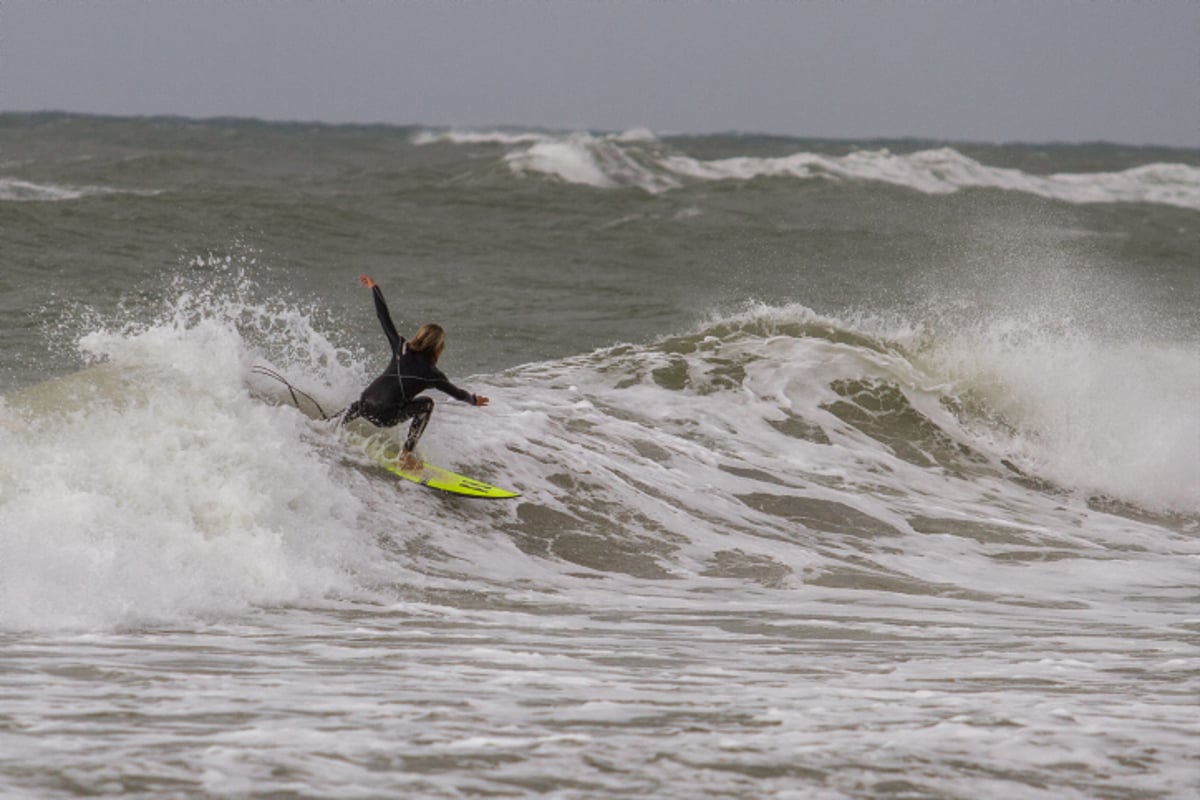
[411,396,434,419]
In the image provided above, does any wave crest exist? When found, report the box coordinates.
[0,177,107,202]
[422,129,1200,209]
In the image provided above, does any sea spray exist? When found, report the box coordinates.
[927,323,1200,516]
[0,273,379,631]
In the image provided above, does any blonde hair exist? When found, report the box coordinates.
[408,323,446,362]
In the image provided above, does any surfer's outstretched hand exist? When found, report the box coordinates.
[474,395,490,407]
[359,275,376,289]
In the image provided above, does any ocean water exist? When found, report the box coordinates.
[1,113,1198,799]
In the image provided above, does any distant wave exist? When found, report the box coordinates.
[504,132,682,193]
[662,147,1200,209]
[0,177,104,202]
[0,176,156,202]
[417,129,1200,210]
[411,130,554,146]
[413,127,658,148]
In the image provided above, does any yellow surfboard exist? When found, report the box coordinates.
[360,437,519,499]
[379,458,519,499]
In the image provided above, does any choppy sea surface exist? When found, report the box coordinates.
[1,113,1198,798]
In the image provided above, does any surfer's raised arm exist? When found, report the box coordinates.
[359,274,400,352]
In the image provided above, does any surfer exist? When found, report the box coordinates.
[343,275,489,470]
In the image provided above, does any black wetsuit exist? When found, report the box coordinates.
[344,285,477,452]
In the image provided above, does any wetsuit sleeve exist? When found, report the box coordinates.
[371,285,402,352]
[430,366,476,404]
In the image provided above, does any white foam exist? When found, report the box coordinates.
[410,127,1200,208]
[413,127,659,147]
[0,177,101,201]
[504,133,680,193]
[0,176,160,202]
[412,130,553,146]
[496,299,1200,530]
[613,127,659,143]
[661,147,1200,210]
[0,278,379,632]
[505,136,620,189]
[474,130,1200,209]
[4,272,1193,635]
[930,326,1200,516]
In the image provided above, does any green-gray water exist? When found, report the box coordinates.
[2,113,1198,799]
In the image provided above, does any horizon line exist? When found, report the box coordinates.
[3,108,1197,152]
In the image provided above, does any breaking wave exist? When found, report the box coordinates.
[2,267,1195,633]
[418,128,1200,209]
[0,177,110,202]
[0,176,158,202]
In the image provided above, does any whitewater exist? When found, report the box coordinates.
[427,129,1200,209]
[1,114,1198,799]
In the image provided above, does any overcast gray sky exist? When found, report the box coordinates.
[3,1,1197,147]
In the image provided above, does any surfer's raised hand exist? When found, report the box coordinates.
[358,274,376,289]
[473,395,490,407]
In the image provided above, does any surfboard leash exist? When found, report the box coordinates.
[250,365,343,421]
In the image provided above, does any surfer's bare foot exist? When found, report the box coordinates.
[399,451,421,471]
